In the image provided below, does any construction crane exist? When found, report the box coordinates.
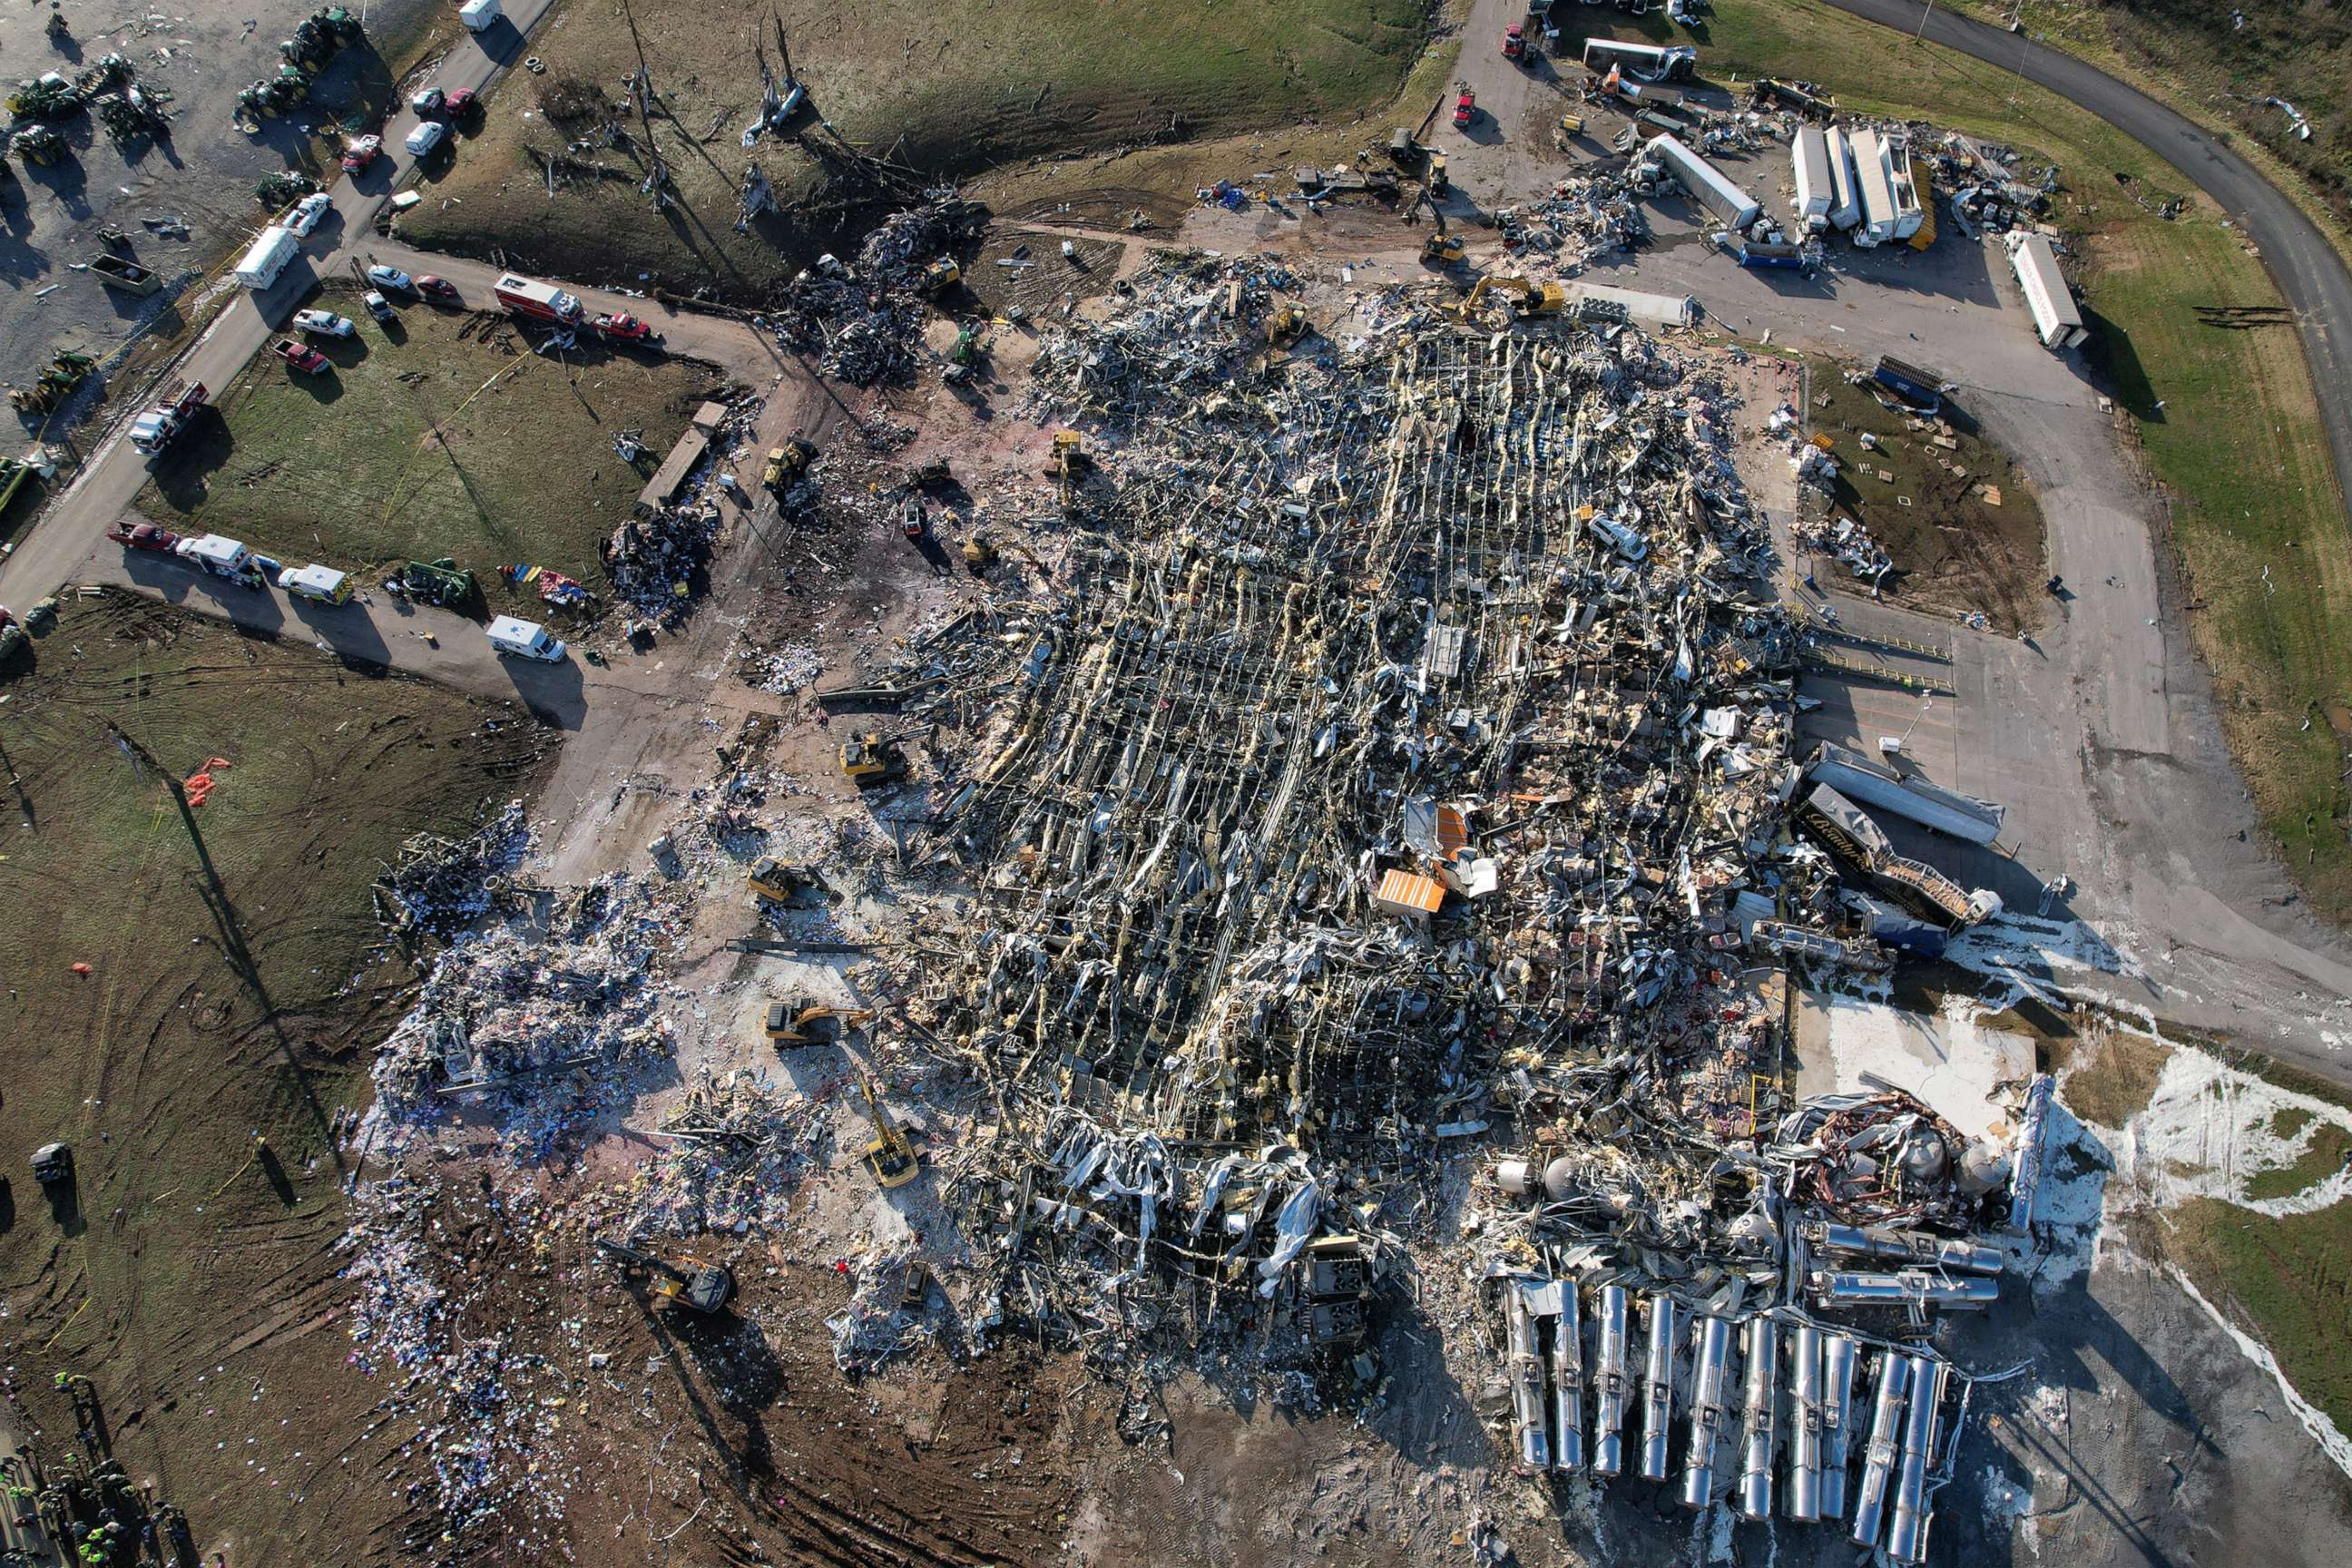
[764,998,876,1044]
[858,1073,920,1189]
[594,1239,735,1314]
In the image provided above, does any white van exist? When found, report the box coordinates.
[486,614,566,663]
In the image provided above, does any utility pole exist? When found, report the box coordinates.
[101,720,224,901]
[1914,0,1937,43]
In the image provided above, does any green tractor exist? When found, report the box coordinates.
[9,351,96,417]
[395,558,479,609]
[11,124,68,166]
[8,73,84,122]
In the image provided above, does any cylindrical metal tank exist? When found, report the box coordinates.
[1678,1315,1734,1509]
[1848,1350,1911,1546]
[1819,1334,1859,1520]
[1738,1316,1779,1520]
[1506,1284,1550,1470]
[1786,1323,1824,1522]
[1551,1282,1585,1474]
[1886,1355,1950,1563]
[1593,1285,1631,1477]
[1640,1295,1681,1481]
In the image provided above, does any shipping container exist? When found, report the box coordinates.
[1644,133,1761,229]
[1825,127,1861,231]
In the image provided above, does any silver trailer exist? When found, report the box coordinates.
[1819,1335,1860,1519]
[1886,1355,1951,1563]
[1640,1295,1681,1481]
[1738,1317,1779,1519]
[1593,1285,1632,1476]
[1644,133,1763,229]
[1551,1283,1586,1473]
[2008,1073,2056,1230]
[1791,125,1833,231]
[1680,1316,1736,1508]
[1807,741,2005,845]
[1848,1351,1911,1545]
[1787,1324,1825,1522]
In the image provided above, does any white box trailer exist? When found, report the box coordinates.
[1849,130,1900,247]
[1644,133,1761,229]
[1887,138,1925,241]
[458,0,503,29]
[1791,126,1832,231]
[2007,231,2087,350]
[1806,743,2005,846]
[233,225,299,290]
[1825,127,1861,231]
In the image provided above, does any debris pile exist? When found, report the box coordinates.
[603,502,720,622]
[764,192,989,384]
[625,1069,832,1239]
[371,801,533,940]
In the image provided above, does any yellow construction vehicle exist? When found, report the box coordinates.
[1426,150,1449,196]
[962,532,999,573]
[921,257,961,292]
[1043,430,1090,501]
[762,436,817,491]
[1460,275,1569,318]
[746,856,822,904]
[595,1239,735,1314]
[1266,299,1308,348]
[763,998,877,1045]
[858,1073,920,1189]
[1423,211,1465,267]
[1558,112,1584,139]
[838,730,911,786]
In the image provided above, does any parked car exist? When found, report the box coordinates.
[272,338,328,374]
[416,275,461,303]
[284,191,331,236]
[105,522,181,553]
[361,290,395,322]
[292,309,355,338]
[593,311,662,344]
[366,266,416,294]
[1454,89,1476,128]
[340,134,380,172]
[404,120,446,158]
[408,87,446,118]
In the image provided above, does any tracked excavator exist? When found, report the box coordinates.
[595,1239,734,1314]
[763,999,877,1045]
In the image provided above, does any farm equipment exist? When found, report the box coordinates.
[838,730,911,787]
[594,1240,733,1315]
[762,1000,876,1045]
[11,124,67,165]
[946,323,985,368]
[858,1073,919,1190]
[761,436,817,491]
[391,557,477,607]
[9,74,84,122]
[746,856,822,904]
[10,351,95,416]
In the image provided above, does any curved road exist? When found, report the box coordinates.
[1823,0,2352,511]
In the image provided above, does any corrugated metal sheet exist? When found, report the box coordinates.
[1376,868,1446,917]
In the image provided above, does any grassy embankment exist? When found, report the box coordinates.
[136,288,716,593]
[399,0,1446,290]
[0,592,552,1558]
[1683,0,2352,919]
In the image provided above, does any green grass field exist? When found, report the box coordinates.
[0,591,551,1557]
[1683,0,2352,919]
[135,289,716,594]
[402,0,1438,290]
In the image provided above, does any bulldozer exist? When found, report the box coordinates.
[1457,274,1569,319]
[858,1073,920,1190]
[1265,299,1308,348]
[921,257,961,292]
[1043,430,1089,501]
[961,531,998,573]
[838,730,911,787]
[595,1239,734,1315]
[762,436,817,491]
[763,999,877,1045]
[745,856,822,905]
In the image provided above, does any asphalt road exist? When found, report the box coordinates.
[1822,0,2352,513]
[0,0,561,610]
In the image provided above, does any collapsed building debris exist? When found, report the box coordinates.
[762,192,989,385]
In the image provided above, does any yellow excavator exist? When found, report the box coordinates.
[746,856,822,905]
[595,1239,735,1315]
[1422,211,1465,267]
[858,1072,920,1189]
[1266,299,1308,347]
[764,998,877,1045]
[1457,274,1569,319]
[838,730,912,787]
[921,257,961,292]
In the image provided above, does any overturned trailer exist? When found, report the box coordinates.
[1849,130,1924,248]
[1807,742,2004,845]
[2007,231,2087,349]
[1645,132,1761,228]
[1583,36,1697,83]
[1825,127,1862,231]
